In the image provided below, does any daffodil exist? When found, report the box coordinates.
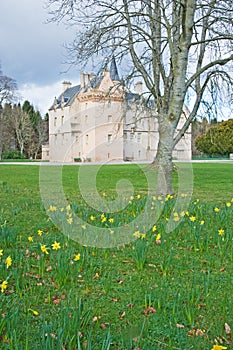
[218,229,225,236]
[41,245,49,254]
[67,217,73,224]
[152,225,157,232]
[200,220,205,225]
[66,204,71,211]
[211,345,227,350]
[156,233,161,241]
[190,216,196,222]
[5,256,12,268]
[81,225,86,230]
[28,236,33,242]
[214,207,220,213]
[133,231,140,238]
[137,194,141,199]
[141,233,146,239]
[101,216,107,223]
[74,253,81,261]
[0,249,3,257]
[28,308,39,316]
[37,229,43,236]
[52,241,61,250]
[1,280,8,293]
[109,218,114,223]
[90,215,95,221]
[226,202,231,207]
[48,205,57,211]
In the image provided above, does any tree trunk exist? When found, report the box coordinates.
[152,118,175,195]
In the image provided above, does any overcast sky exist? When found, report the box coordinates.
[0,0,80,115]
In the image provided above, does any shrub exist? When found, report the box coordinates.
[2,150,26,160]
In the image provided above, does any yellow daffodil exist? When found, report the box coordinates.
[67,217,73,224]
[157,196,162,201]
[133,231,140,238]
[81,225,86,230]
[214,207,220,213]
[28,309,39,316]
[102,192,106,197]
[200,220,205,225]
[41,245,49,255]
[101,216,107,223]
[1,280,8,293]
[152,225,157,232]
[66,204,71,211]
[37,229,43,236]
[0,249,3,257]
[28,236,33,242]
[109,230,114,234]
[180,211,185,217]
[90,215,95,221]
[173,216,179,222]
[141,233,146,239]
[137,194,141,199]
[190,216,196,222]
[226,202,231,207]
[211,345,227,350]
[74,253,81,261]
[218,229,225,236]
[156,233,161,241]
[5,256,12,268]
[52,241,61,250]
[48,205,57,211]
[109,218,114,223]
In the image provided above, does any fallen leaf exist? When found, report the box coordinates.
[225,323,231,335]
[127,303,134,308]
[120,311,126,319]
[143,307,156,316]
[176,323,185,328]
[93,272,99,280]
[111,298,118,302]
[100,323,106,329]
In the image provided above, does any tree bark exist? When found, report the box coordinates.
[152,117,175,195]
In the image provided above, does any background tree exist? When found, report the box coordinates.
[0,64,17,159]
[195,119,233,156]
[47,0,233,193]
[22,101,48,159]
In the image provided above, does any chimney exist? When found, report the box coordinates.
[62,81,72,92]
[80,72,85,88]
[135,81,143,95]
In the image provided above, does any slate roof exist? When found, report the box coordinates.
[50,84,81,110]
[110,56,120,81]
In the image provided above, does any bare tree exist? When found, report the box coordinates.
[47,0,233,194]
[10,104,33,155]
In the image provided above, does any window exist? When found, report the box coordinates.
[108,134,112,143]
[123,132,127,140]
[85,115,88,124]
[108,115,112,123]
[137,133,142,143]
[61,133,64,144]
[86,134,89,144]
[54,134,57,144]
[61,116,64,125]
[130,133,134,142]
[54,117,57,127]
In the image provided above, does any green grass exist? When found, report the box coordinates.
[0,163,233,349]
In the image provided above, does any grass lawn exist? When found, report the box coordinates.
[0,163,232,349]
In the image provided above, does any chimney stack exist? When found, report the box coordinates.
[62,81,72,92]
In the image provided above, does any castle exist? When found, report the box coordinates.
[45,59,191,163]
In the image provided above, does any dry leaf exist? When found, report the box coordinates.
[176,323,185,328]
[127,303,134,308]
[143,307,156,316]
[225,323,231,335]
[93,272,99,280]
[100,323,106,329]
[111,298,118,302]
[120,311,126,319]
